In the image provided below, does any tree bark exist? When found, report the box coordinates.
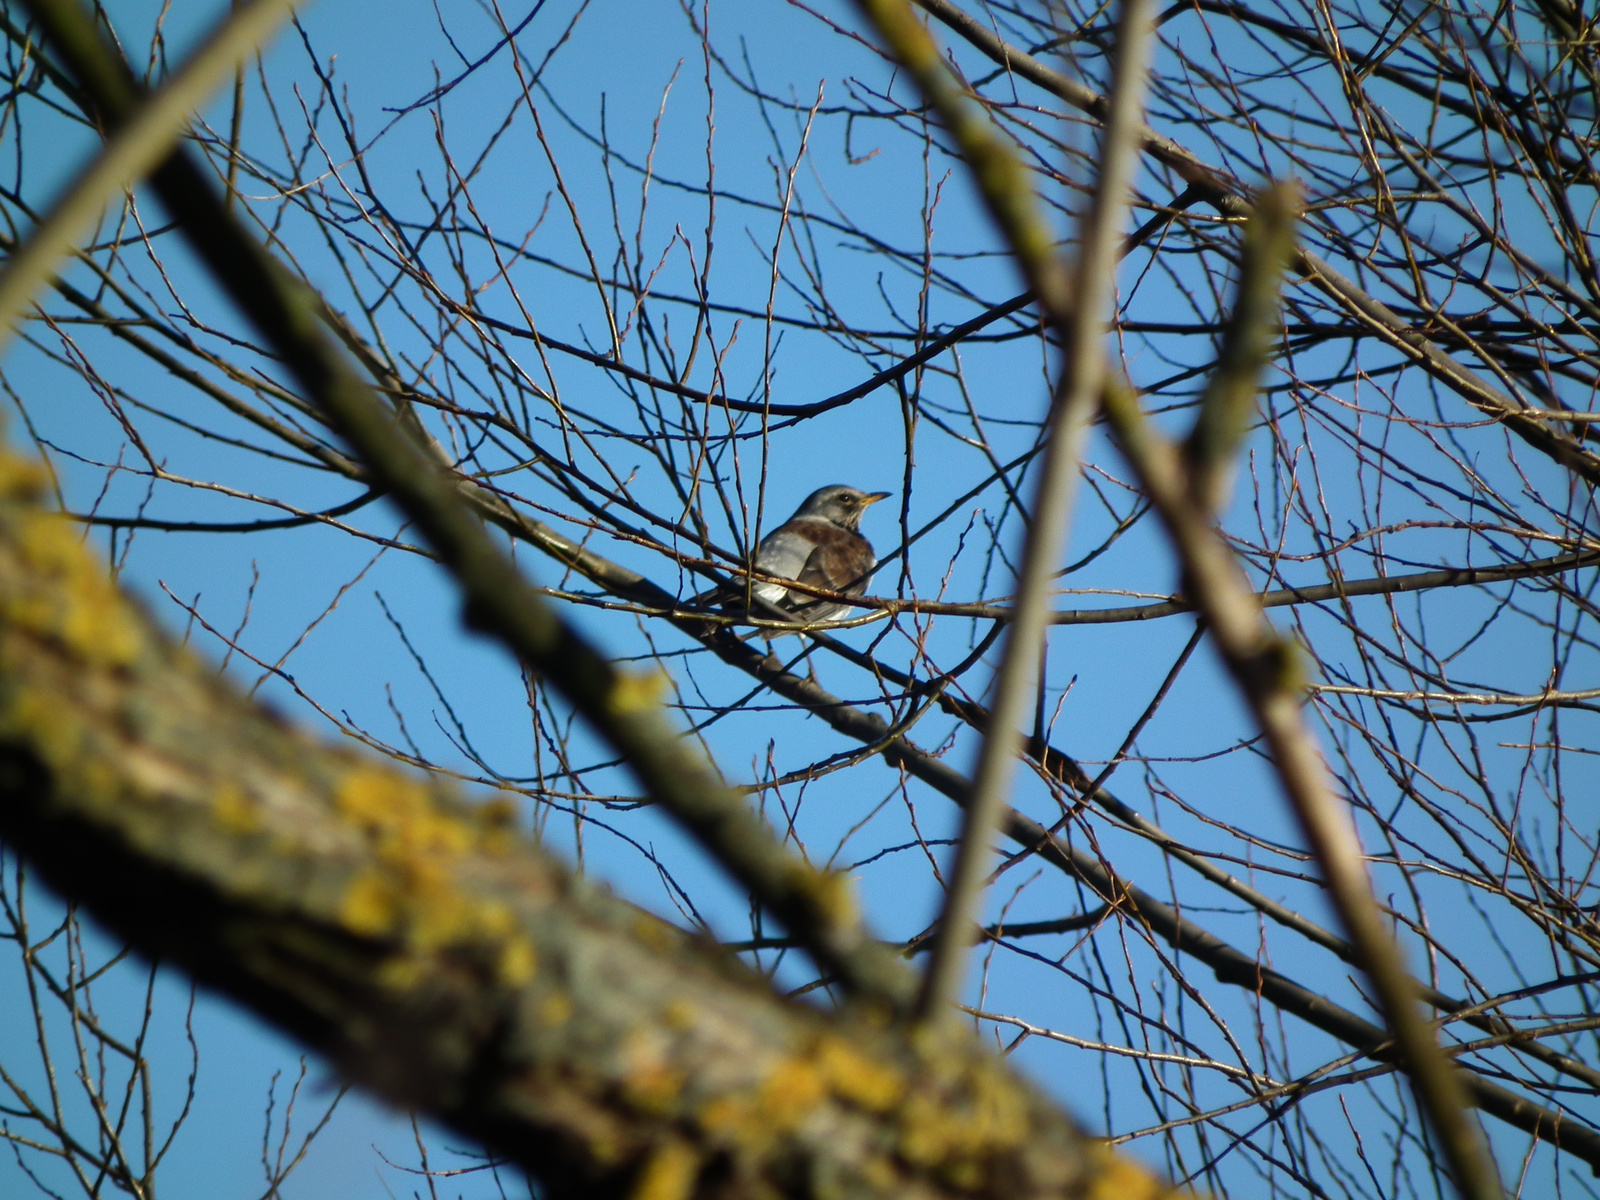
[0,448,1169,1200]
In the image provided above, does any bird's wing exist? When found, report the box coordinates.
[790,524,875,607]
[690,527,810,610]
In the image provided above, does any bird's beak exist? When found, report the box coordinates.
[862,491,891,506]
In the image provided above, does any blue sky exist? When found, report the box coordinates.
[2,0,1590,1196]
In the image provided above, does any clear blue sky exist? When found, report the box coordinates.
[1,0,1570,1196]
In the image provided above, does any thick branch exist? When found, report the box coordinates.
[0,448,1166,1200]
[418,440,1600,1159]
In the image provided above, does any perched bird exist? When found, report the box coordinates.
[699,485,891,630]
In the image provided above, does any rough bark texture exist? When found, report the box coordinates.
[0,446,1170,1200]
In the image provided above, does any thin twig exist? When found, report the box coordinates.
[21,0,917,1016]
[0,0,301,343]
[865,2,1505,1194]
[904,0,1158,1024]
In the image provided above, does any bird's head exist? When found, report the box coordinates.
[792,485,891,531]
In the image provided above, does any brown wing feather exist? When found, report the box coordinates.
[785,521,875,611]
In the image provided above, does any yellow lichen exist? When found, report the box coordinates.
[662,1000,697,1031]
[895,1057,1030,1171]
[334,766,467,927]
[695,1095,747,1140]
[895,1090,950,1168]
[857,1152,901,1193]
[695,1039,842,1148]
[0,687,133,821]
[374,954,432,991]
[498,937,538,987]
[608,666,668,715]
[2,512,143,667]
[478,794,519,833]
[816,1036,903,1112]
[537,990,572,1027]
[336,766,469,853]
[629,1140,699,1200]
[757,1054,827,1119]
[481,794,517,822]
[783,861,862,935]
[0,446,549,1001]
[212,782,263,834]
[960,1059,1030,1147]
[2,689,86,770]
[327,765,545,985]
[0,455,48,502]
[630,912,679,952]
[622,1061,688,1116]
[340,868,401,936]
[1083,1141,1174,1200]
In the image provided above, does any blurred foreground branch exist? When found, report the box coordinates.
[856,3,1504,1197]
[14,0,915,1012]
[0,444,1172,1200]
[4,0,1600,1193]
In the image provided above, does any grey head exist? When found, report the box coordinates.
[788,485,891,532]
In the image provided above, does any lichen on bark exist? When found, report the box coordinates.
[0,443,1175,1200]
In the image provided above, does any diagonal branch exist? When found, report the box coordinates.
[17,0,914,1015]
[154,348,1600,1167]
[0,443,1154,1200]
[859,4,1504,1196]
[699,614,1600,1169]
[913,0,1157,1024]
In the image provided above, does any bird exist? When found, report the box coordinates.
[696,485,891,631]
